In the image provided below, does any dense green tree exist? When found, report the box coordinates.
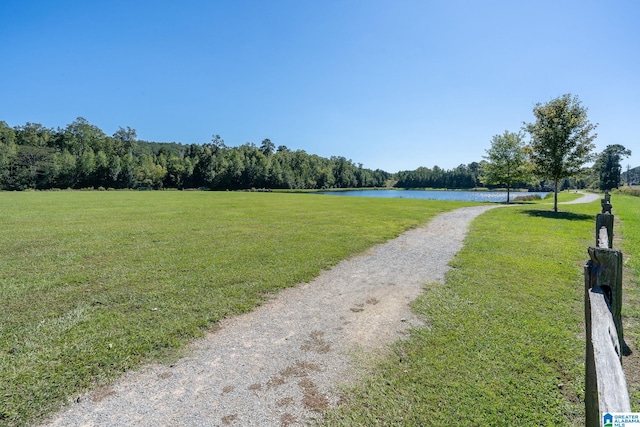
[163,155,182,188]
[191,144,219,188]
[332,156,357,188]
[135,154,166,188]
[77,147,96,187]
[11,145,55,189]
[107,153,122,184]
[52,150,77,188]
[226,149,246,189]
[594,144,631,191]
[119,152,136,188]
[8,122,56,189]
[113,126,138,155]
[482,131,530,203]
[15,122,53,148]
[316,167,335,188]
[0,121,17,188]
[260,138,275,156]
[210,134,226,152]
[94,150,110,187]
[238,144,268,187]
[523,94,597,212]
[449,164,476,189]
[63,117,106,157]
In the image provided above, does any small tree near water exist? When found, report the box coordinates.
[482,131,529,203]
[524,94,597,212]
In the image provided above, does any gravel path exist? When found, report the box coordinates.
[561,191,600,204]
[43,195,596,427]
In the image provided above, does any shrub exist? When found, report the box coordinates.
[513,194,542,202]
[617,187,640,197]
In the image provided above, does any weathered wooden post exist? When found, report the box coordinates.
[592,193,622,342]
[586,247,624,353]
[596,191,614,249]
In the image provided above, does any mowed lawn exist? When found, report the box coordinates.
[0,190,472,426]
[616,194,640,409]
[320,194,640,426]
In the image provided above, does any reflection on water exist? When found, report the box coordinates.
[316,190,548,203]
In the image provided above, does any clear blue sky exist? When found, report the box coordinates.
[1,0,638,172]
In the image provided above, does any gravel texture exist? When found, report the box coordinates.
[42,197,595,427]
[561,192,600,204]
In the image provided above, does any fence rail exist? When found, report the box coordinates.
[584,193,631,426]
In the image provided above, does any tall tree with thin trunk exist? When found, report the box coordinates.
[482,130,529,203]
[523,94,597,212]
[594,144,631,191]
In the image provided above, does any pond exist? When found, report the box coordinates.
[316,189,548,203]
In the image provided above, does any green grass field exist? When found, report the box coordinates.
[0,191,471,426]
[2,191,637,426]
[320,193,640,426]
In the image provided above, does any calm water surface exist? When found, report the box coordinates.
[316,189,548,203]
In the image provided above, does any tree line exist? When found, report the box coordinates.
[394,163,482,189]
[0,118,390,191]
[1,97,633,196]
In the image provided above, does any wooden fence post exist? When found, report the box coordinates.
[587,247,624,355]
[596,214,614,249]
[596,191,614,249]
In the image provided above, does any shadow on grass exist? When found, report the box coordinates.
[523,209,594,221]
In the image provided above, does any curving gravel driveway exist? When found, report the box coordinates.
[43,194,598,427]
